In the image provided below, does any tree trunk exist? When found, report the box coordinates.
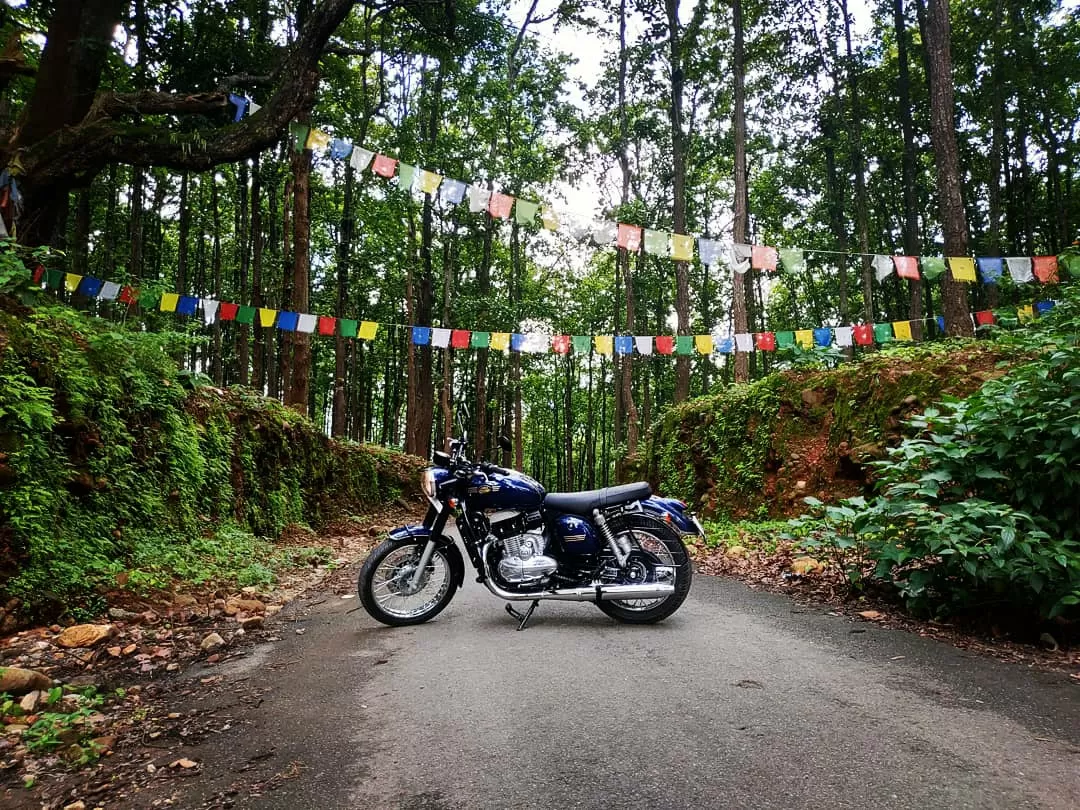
[210,176,223,385]
[286,147,312,412]
[842,0,874,324]
[236,161,251,386]
[924,0,973,336]
[666,0,692,401]
[732,0,750,382]
[129,168,145,280]
[251,157,265,392]
[332,161,354,437]
[894,0,923,337]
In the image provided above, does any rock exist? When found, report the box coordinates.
[63,801,87,810]
[241,586,262,597]
[239,615,264,631]
[726,545,748,558]
[794,480,807,491]
[107,607,142,622]
[1039,632,1059,652]
[224,598,265,616]
[64,674,98,689]
[5,724,29,735]
[790,557,823,575]
[170,758,198,769]
[800,388,826,408]
[54,624,117,649]
[200,632,225,652]
[0,666,51,694]
[91,735,117,752]
[60,743,86,762]
[265,605,282,617]
[19,690,44,712]
[858,610,883,620]
[902,394,919,407]
[173,594,198,609]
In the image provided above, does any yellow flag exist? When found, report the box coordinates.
[892,320,913,341]
[948,256,977,282]
[1018,305,1034,323]
[795,329,814,349]
[541,205,560,231]
[65,273,83,292]
[490,332,510,351]
[305,129,331,151]
[594,335,613,355]
[418,170,442,195]
[159,292,179,312]
[694,335,713,355]
[259,308,277,327]
[671,234,694,261]
[358,321,378,340]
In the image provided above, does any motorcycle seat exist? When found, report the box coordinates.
[544,482,652,516]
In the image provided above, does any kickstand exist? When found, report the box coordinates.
[505,600,540,631]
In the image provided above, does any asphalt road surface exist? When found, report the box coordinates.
[163,570,1080,810]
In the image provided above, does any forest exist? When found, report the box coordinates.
[1,0,1077,491]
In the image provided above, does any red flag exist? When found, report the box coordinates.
[853,324,874,345]
[489,193,513,219]
[218,302,239,321]
[451,329,471,349]
[617,224,642,251]
[751,245,778,272]
[32,265,44,285]
[371,154,398,178]
[893,256,920,280]
[655,336,675,355]
[318,316,336,336]
[974,310,995,326]
[552,335,570,354]
[1033,256,1059,284]
[118,285,138,305]
[755,332,776,351]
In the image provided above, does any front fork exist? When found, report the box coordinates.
[407,502,452,591]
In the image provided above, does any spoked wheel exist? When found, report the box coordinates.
[358,538,459,626]
[596,517,692,624]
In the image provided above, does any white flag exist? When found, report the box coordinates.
[467,185,491,214]
[1005,257,1034,283]
[99,281,121,300]
[201,298,219,325]
[634,336,653,355]
[734,333,754,352]
[873,254,894,282]
[349,147,374,172]
[834,326,853,347]
[297,313,317,333]
[432,328,451,348]
[592,220,617,245]
[730,244,752,274]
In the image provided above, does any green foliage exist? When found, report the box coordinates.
[1,686,109,766]
[793,291,1080,620]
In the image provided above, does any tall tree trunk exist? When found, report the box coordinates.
[236,161,250,385]
[72,190,91,277]
[925,0,973,336]
[129,168,145,280]
[286,147,312,412]
[332,161,354,437]
[841,0,874,323]
[176,173,190,293]
[251,157,265,392]
[211,176,224,384]
[894,0,923,337]
[666,0,692,401]
[732,0,751,382]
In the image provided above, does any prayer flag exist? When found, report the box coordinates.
[491,332,511,351]
[552,335,570,354]
[201,299,219,325]
[779,248,805,274]
[694,335,713,355]
[64,273,82,293]
[671,234,694,261]
[219,302,239,321]
[617,224,642,251]
[318,316,336,336]
[235,305,256,325]
[472,331,491,348]
[755,332,776,351]
[350,147,374,172]
[716,336,734,354]
[676,335,694,355]
[594,335,613,355]
[441,179,466,204]
[1035,300,1055,315]
[289,122,309,153]
[892,321,912,341]
[567,219,591,241]
[451,329,471,349]
[541,206,560,231]
[418,170,442,195]
[305,129,330,151]
[920,256,946,280]
[259,308,278,327]
[339,319,358,338]
[515,199,540,225]
[99,281,121,300]
[795,329,814,349]
[176,296,198,316]
[592,221,617,245]
[873,254,894,282]
[571,335,591,354]
[776,331,795,349]
[412,326,431,345]
[730,244,752,274]
[974,310,995,326]
[751,245,778,272]
[734,333,753,353]
[296,313,317,333]
[635,336,653,355]
[947,257,977,282]
[976,257,1003,284]
[489,192,513,219]
[645,229,670,256]
[372,154,398,178]
[1017,305,1034,323]
[432,328,451,348]
[329,139,352,160]
[396,163,416,190]
[138,290,159,309]
[77,277,103,297]
[874,323,894,343]
[813,327,833,347]
[834,326,853,347]
[1005,257,1034,283]
[468,185,491,213]
[853,324,874,345]
[228,93,248,122]
[893,256,920,280]
[1033,256,1059,284]
[1059,252,1080,278]
[935,315,945,333]
[159,292,178,312]
[615,336,634,355]
[510,334,526,352]
[276,312,299,331]
[698,238,721,267]
[655,336,675,355]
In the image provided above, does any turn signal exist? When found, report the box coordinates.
[448,498,459,509]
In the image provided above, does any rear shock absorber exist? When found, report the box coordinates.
[593,508,631,567]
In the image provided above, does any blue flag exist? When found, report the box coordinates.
[412,326,431,345]
[329,139,353,160]
[1035,300,1055,315]
[228,93,248,122]
[977,257,1004,284]
[511,333,526,352]
[813,327,832,347]
[176,296,198,316]
[276,311,299,331]
[614,336,633,355]
[77,277,104,297]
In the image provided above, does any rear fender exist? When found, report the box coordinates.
[386,525,465,588]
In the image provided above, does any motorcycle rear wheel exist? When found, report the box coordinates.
[596,517,692,624]
[358,537,459,626]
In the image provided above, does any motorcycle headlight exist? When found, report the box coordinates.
[420,469,436,500]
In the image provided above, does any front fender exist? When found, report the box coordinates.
[386,525,465,589]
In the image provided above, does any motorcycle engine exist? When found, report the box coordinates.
[490,510,557,585]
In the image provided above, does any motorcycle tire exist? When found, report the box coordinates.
[358,537,459,626]
[596,515,693,624]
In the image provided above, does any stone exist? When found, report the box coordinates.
[902,394,919,407]
[790,557,823,575]
[240,586,261,597]
[91,735,117,752]
[173,594,198,609]
[238,615,264,631]
[794,480,807,491]
[63,801,87,810]
[800,388,826,408]
[108,607,142,622]
[5,724,29,735]
[19,690,44,712]
[0,666,51,694]
[200,632,225,652]
[224,598,265,616]
[55,624,117,649]
[726,545,748,558]
[858,610,883,620]
[265,605,282,617]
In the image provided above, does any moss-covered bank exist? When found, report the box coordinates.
[638,341,1012,520]
[0,299,421,617]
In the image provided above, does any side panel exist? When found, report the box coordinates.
[551,513,602,555]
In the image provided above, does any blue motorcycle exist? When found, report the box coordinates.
[358,435,698,630]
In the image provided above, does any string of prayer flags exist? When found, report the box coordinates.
[515,199,540,226]
[490,332,511,351]
[795,329,814,349]
[655,336,675,355]
[1033,256,1059,284]
[645,229,670,256]
[1035,300,1055,315]
[694,335,713,355]
[672,235,695,262]
[813,327,832,347]
[921,256,946,280]
[733,333,752,353]
[948,257,977,282]
[716,336,734,354]
[751,245,778,272]
[618,224,642,251]
[350,147,374,172]
[892,321,913,341]
[893,256,920,280]
[873,254,894,283]
[489,193,514,219]
[64,273,82,293]
[441,179,466,204]
[1060,253,1080,278]
[977,257,1004,284]
[779,248,805,274]
[139,290,159,309]
[428,328,448,348]
[1005,257,1034,283]
[371,154,398,178]
[510,334,526,352]
[755,332,776,351]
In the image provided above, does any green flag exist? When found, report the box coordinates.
[920,256,946,281]
[676,335,694,355]
[397,163,416,189]
[779,248,805,274]
[644,229,669,255]
[572,335,591,353]
[515,199,539,225]
[236,305,257,325]
[1058,252,1080,278]
[45,268,64,289]
[138,290,160,309]
[776,331,795,348]
[339,319,358,338]
[873,322,893,343]
[288,122,309,154]
[471,331,490,348]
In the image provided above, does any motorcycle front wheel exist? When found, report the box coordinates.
[596,516,693,624]
[358,537,459,626]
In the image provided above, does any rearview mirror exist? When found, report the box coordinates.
[497,434,512,452]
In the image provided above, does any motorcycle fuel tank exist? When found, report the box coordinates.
[552,513,601,554]
[466,469,545,512]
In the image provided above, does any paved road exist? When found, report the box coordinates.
[160,571,1080,810]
